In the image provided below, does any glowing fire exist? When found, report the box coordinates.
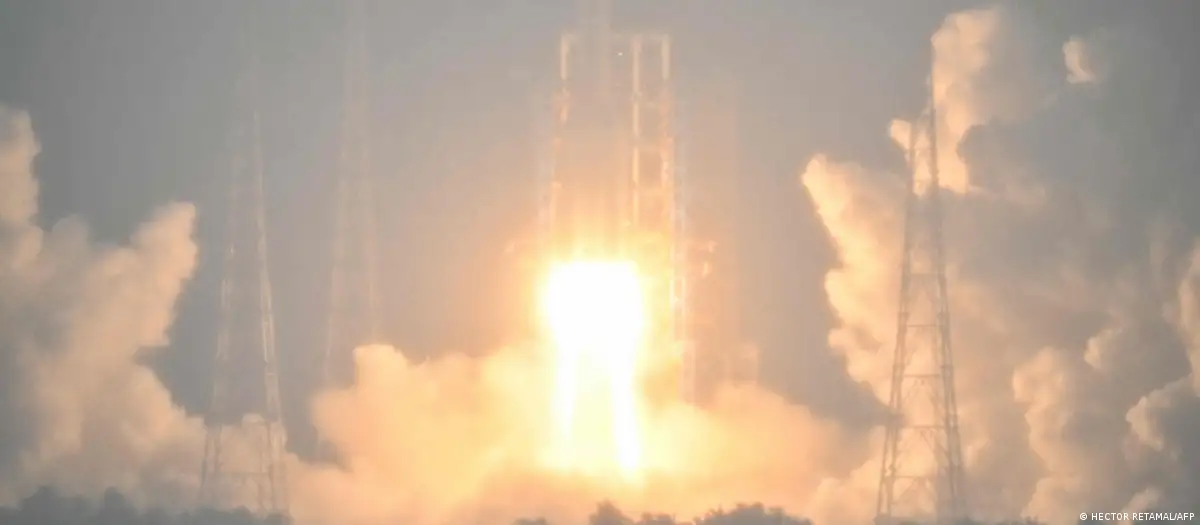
[540,260,647,480]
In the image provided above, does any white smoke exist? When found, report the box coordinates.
[290,342,863,525]
[0,105,203,506]
[802,3,1200,523]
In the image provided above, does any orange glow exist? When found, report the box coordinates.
[540,260,647,480]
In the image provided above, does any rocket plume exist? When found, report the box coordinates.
[540,260,647,481]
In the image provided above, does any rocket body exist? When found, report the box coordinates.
[548,4,631,261]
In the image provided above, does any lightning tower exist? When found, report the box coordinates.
[317,0,383,457]
[199,4,289,515]
[875,60,968,525]
[541,0,702,402]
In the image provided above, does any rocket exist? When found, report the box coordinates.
[548,0,630,261]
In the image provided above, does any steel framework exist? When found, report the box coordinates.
[875,63,968,525]
[540,0,701,403]
[316,0,383,459]
[199,5,289,514]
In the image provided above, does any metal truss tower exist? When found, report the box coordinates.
[542,0,702,403]
[199,5,289,515]
[318,0,383,456]
[875,62,968,525]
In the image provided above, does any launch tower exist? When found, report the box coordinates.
[875,60,969,525]
[540,0,703,402]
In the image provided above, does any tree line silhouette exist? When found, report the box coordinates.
[0,487,1191,525]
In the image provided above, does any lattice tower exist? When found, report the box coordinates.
[199,4,289,514]
[875,61,968,525]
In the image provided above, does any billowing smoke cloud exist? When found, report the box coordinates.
[801,3,1200,523]
[292,343,862,525]
[0,105,203,506]
[5,2,1199,524]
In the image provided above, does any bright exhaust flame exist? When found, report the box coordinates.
[540,260,647,480]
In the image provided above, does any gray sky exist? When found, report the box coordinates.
[2,0,1198,483]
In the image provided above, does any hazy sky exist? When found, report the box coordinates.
[2,2,1200,520]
